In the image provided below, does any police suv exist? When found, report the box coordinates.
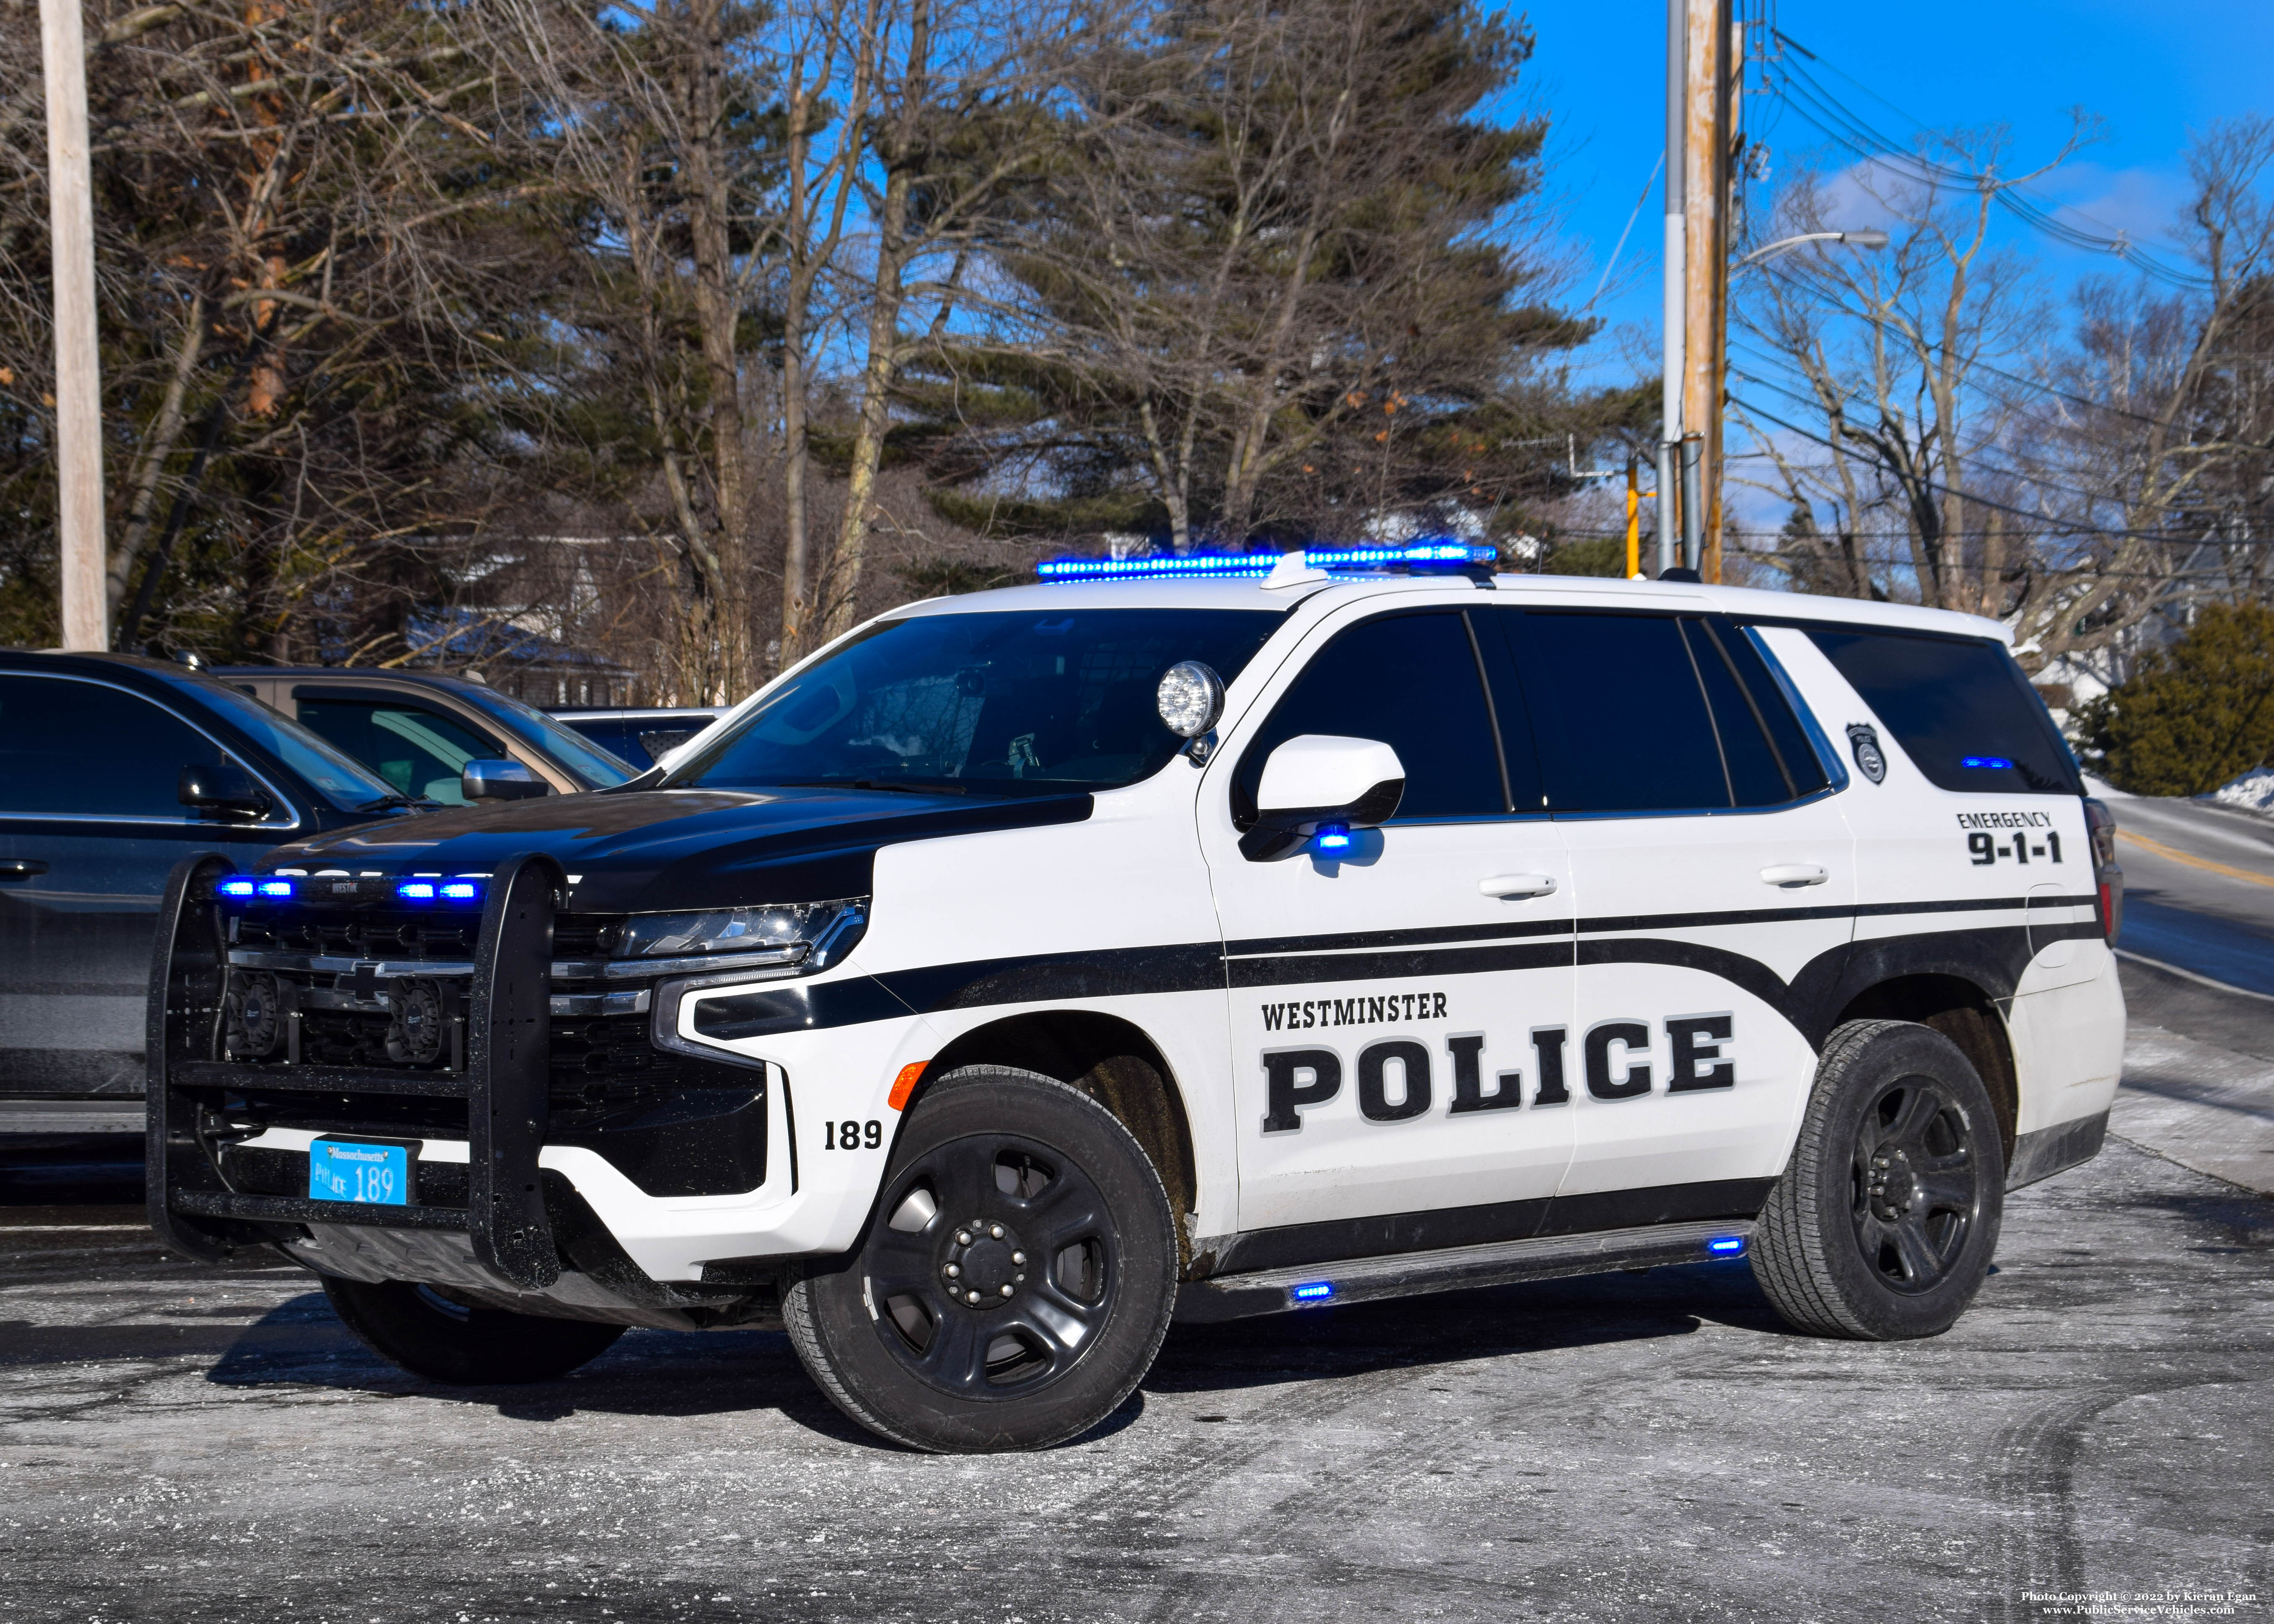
[149,546,2125,1452]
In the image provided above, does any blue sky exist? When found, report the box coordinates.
[1515,0,2274,387]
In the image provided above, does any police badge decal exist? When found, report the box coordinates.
[1846,723,1888,784]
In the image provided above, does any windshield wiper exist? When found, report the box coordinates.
[355,793,442,812]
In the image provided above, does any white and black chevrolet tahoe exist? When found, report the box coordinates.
[149,550,2126,1452]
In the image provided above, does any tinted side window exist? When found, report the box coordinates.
[1495,610,1730,813]
[1723,624,1832,797]
[0,675,226,818]
[295,699,503,806]
[1805,628,2081,795]
[1235,611,1507,821]
[1683,621,1802,807]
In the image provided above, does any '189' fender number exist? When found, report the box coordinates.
[824,1119,883,1150]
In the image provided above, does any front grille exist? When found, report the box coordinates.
[159,858,771,1265]
[218,906,636,1080]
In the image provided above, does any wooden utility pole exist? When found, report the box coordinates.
[1681,0,1731,584]
[40,0,106,650]
[1657,0,1684,576]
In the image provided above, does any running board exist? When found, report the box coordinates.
[1173,1218,1756,1323]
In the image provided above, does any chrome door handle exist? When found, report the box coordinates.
[1479,873,1557,899]
[0,860,48,879]
[1761,863,1828,888]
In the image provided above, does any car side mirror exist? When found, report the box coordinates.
[461,759,551,801]
[1241,734,1405,861]
[178,762,271,821]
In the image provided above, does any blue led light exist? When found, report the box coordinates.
[1290,1281,1336,1302]
[1313,824,1352,852]
[440,881,480,901]
[256,879,294,898]
[217,879,256,898]
[1706,1236,1746,1256]
[1961,756,2014,770]
[1036,541,1495,581]
[396,881,438,902]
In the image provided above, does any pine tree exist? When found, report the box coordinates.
[2075,604,2274,796]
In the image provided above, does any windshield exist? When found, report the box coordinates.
[667,608,1287,795]
[452,685,637,788]
[171,677,405,809]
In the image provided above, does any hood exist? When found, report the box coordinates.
[259,786,1093,913]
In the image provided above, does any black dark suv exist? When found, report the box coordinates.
[0,653,427,1135]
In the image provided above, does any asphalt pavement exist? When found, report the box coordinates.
[2105,790,2274,1002]
[0,796,2269,1624]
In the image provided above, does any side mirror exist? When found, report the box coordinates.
[179,762,271,820]
[461,759,551,801]
[1241,734,1405,861]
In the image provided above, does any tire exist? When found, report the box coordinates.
[784,1065,1178,1453]
[1751,1019,2006,1340]
[320,1276,627,1384]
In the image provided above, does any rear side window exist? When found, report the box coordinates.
[1235,611,1508,822]
[1692,621,1831,802]
[1491,611,1828,815]
[1805,628,2080,795]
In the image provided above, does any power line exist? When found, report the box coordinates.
[1720,355,2258,519]
[1763,30,2217,292]
[1727,392,2271,547]
[1736,257,2259,435]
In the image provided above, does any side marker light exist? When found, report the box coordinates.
[888,1062,926,1112]
[1706,1236,1746,1256]
[1291,1281,1336,1303]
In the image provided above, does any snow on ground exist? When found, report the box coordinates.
[2209,767,2274,815]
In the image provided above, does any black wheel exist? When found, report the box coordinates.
[784,1065,1177,1453]
[320,1276,626,1384]
[1751,1019,2006,1340]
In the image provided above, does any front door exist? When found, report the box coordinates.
[0,674,298,1107]
[1489,608,1854,1218]
[1201,605,1576,1239]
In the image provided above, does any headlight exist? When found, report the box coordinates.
[611,897,867,973]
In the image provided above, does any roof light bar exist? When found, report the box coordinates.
[1036,542,1494,581]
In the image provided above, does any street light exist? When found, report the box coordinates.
[1734,228,1891,269]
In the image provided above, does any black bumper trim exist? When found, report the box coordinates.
[172,1188,472,1232]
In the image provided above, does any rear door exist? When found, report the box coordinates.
[0,673,299,1109]
[1489,608,1853,1219]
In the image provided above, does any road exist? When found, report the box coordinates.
[0,797,2268,1624]
[2107,791,2274,1007]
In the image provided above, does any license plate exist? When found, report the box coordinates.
[308,1138,413,1206]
